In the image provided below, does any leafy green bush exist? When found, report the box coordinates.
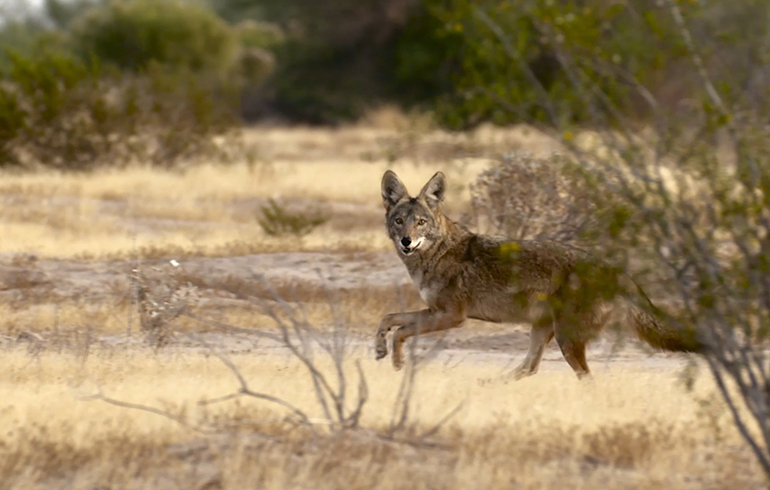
[0,50,238,169]
[394,0,664,128]
[0,17,68,71]
[71,0,237,75]
[64,0,280,122]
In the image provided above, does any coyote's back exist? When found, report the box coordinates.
[375,170,703,378]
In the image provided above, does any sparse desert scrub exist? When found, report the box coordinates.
[0,122,752,490]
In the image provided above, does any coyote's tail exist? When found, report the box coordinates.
[627,282,706,354]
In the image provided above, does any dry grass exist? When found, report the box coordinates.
[0,346,761,489]
[0,122,557,260]
[0,160,481,259]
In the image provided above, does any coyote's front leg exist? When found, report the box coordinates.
[376,309,465,370]
[375,310,429,361]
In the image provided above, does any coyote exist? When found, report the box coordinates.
[375,170,703,378]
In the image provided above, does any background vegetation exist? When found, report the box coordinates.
[5,0,769,136]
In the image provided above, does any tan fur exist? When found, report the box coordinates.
[377,170,703,378]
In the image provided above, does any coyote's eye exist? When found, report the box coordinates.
[395,218,403,225]
[417,219,427,226]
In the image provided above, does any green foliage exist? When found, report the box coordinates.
[257,199,330,237]
[484,1,770,473]
[0,51,111,168]
[235,19,284,49]
[72,0,237,75]
[392,0,770,129]
[268,42,377,124]
[0,19,51,71]
[394,0,690,128]
[0,50,238,169]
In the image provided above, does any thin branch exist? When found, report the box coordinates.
[182,311,282,342]
[84,389,212,435]
[187,333,316,432]
[705,355,770,475]
[419,401,465,440]
[664,0,731,120]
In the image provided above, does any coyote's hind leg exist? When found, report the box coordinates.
[512,321,554,380]
[554,320,593,379]
[555,336,591,379]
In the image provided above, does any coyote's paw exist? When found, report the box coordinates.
[511,367,535,381]
[392,351,404,371]
[375,344,388,360]
[375,334,388,360]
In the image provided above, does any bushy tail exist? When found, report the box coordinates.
[627,283,706,354]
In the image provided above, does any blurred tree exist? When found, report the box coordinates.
[44,0,102,29]
[396,0,770,129]
[210,0,424,124]
[71,0,237,75]
[208,0,267,23]
[0,0,34,21]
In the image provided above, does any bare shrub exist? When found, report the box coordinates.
[469,152,610,243]
[257,199,330,237]
[92,266,456,447]
[132,262,199,348]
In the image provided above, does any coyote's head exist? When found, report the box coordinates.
[381,170,446,257]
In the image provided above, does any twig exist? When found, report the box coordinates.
[186,333,316,432]
[419,401,465,440]
[84,388,213,435]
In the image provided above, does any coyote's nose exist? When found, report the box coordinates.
[400,237,412,247]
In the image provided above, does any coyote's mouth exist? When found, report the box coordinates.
[400,237,424,255]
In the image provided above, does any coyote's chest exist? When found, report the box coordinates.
[408,268,440,306]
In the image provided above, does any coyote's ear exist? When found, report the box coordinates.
[418,171,446,211]
[381,170,409,211]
